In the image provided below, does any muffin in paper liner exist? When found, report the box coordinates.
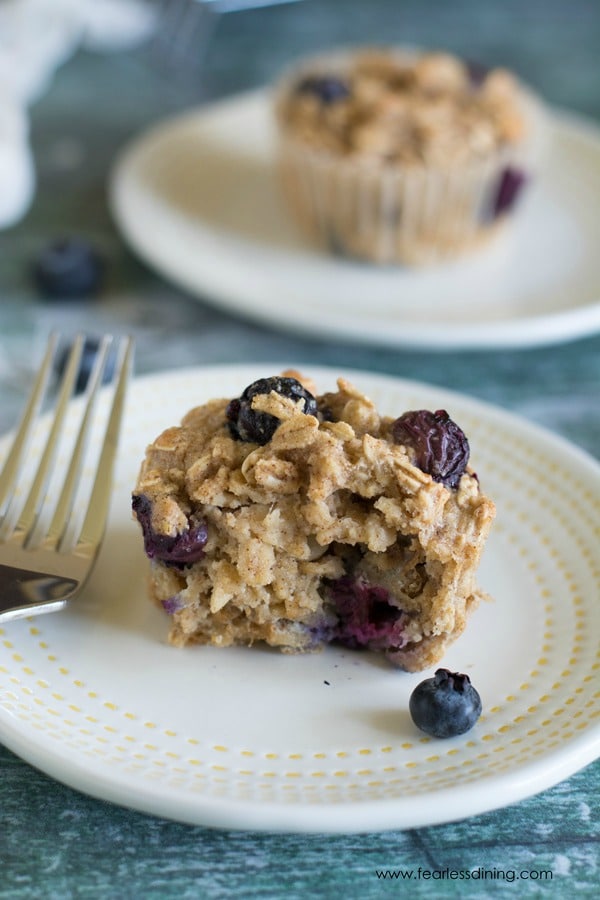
[274,48,547,265]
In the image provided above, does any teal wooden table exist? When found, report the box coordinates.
[1,1,599,896]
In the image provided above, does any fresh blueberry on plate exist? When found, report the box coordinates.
[409,668,482,738]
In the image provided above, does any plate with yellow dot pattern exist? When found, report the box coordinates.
[0,365,599,833]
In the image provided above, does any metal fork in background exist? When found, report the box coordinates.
[0,334,133,622]
[152,0,301,72]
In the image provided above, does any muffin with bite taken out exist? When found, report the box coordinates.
[132,371,495,672]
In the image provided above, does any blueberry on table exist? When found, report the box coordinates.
[54,336,116,394]
[409,668,482,738]
[32,237,104,299]
[392,409,470,489]
[226,376,318,445]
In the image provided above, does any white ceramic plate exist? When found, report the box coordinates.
[1,365,599,833]
[109,91,600,350]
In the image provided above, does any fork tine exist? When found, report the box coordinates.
[77,336,134,550]
[42,336,115,552]
[1,335,86,544]
[152,0,217,71]
[0,333,59,516]
[150,1,301,73]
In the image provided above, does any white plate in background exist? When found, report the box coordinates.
[110,92,600,349]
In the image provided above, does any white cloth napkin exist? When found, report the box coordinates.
[0,0,156,228]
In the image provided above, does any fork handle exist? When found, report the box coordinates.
[0,564,77,621]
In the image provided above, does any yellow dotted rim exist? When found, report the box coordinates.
[0,370,599,807]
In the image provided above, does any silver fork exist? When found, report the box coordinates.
[152,0,301,71]
[0,334,133,622]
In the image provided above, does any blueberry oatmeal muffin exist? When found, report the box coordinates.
[274,47,545,264]
[132,372,495,672]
